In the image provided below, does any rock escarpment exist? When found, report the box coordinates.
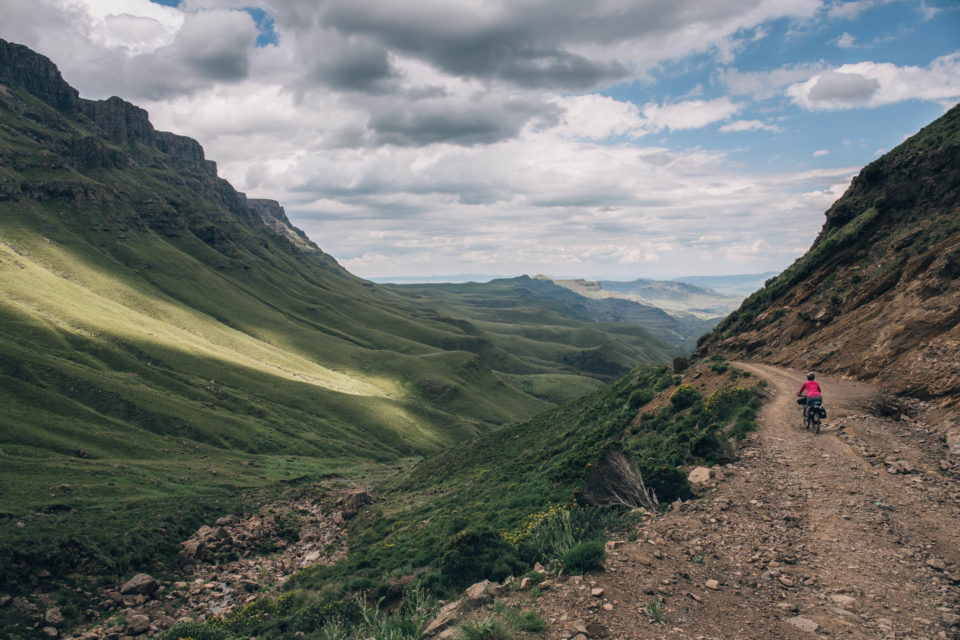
[700,104,960,413]
[0,37,342,265]
[1,38,212,172]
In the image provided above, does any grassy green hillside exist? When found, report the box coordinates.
[169,360,763,639]
[387,276,681,396]
[0,40,683,601]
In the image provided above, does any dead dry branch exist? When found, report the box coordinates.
[582,448,659,511]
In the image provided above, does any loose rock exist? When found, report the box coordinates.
[786,616,819,633]
[120,574,159,596]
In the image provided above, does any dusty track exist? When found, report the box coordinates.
[525,364,960,639]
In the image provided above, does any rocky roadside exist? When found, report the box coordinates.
[449,365,960,640]
[28,487,368,640]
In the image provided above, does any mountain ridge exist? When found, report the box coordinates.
[698,102,960,412]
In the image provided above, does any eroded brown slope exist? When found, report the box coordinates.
[699,104,960,413]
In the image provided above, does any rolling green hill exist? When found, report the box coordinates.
[386,276,682,401]
[0,39,684,598]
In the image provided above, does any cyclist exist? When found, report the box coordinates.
[797,372,822,422]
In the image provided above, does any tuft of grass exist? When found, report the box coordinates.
[561,540,606,575]
[643,596,664,624]
[460,605,546,640]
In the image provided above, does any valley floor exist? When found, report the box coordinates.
[509,363,960,639]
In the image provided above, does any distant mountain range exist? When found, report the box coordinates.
[372,271,778,298]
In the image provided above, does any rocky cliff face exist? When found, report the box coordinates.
[699,104,960,412]
[0,39,80,111]
[0,37,344,265]
[1,38,212,173]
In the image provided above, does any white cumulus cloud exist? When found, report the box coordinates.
[719,119,784,133]
[787,53,960,110]
[642,98,743,132]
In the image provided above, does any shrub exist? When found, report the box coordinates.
[440,528,525,589]
[461,615,511,640]
[511,505,615,565]
[627,388,655,410]
[561,539,606,574]
[643,596,664,624]
[703,387,752,423]
[637,461,690,503]
[289,594,363,633]
[516,609,547,632]
[669,385,701,411]
[158,623,237,640]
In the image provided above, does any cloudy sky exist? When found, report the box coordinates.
[2,1,958,280]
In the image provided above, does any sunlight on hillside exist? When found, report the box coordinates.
[0,239,401,400]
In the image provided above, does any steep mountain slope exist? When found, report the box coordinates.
[699,103,960,411]
[0,38,672,519]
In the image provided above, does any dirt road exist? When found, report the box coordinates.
[529,363,960,639]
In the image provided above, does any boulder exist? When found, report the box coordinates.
[830,594,857,607]
[946,429,960,455]
[463,580,500,609]
[125,613,151,634]
[44,607,64,626]
[688,466,713,493]
[342,490,371,512]
[120,573,159,596]
[786,616,819,633]
[155,615,177,629]
[424,601,461,636]
[181,540,206,559]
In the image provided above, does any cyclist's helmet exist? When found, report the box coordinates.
[807,372,815,380]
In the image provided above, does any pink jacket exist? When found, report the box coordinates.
[797,380,821,397]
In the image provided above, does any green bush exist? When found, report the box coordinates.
[289,594,363,633]
[461,616,511,640]
[158,622,238,640]
[703,387,752,423]
[669,385,701,411]
[561,539,606,574]
[512,505,615,565]
[516,609,547,632]
[637,461,690,503]
[440,528,525,589]
[627,388,655,410]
